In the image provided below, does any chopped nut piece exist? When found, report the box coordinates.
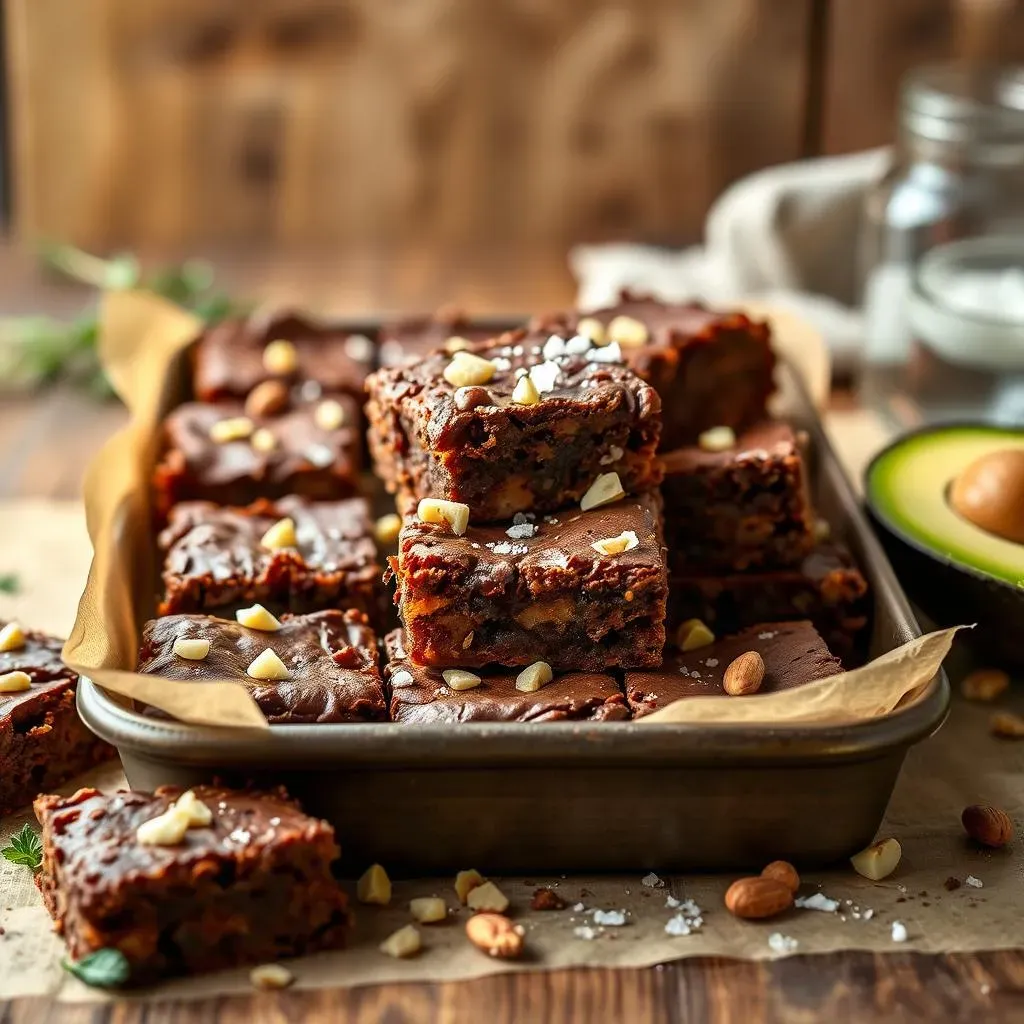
[236,604,283,632]
[455,869,486,904]
[174,789,213,826]
[250,428,278,453]
[0,622,26,653]
[136,806,190,846]
[516,661,554,693]
[512,375,541,406]
[357,863,392,905]
[417,498,470,536]
[444,335,471,353]
[209,416,255,443]
[698,425,737,452]
[530,887,567,911]
[443,668,482,691]
[961,668,1010,702]
[462,631,475,649]
[410,897,448,924]
[250,964,295,990]
[606,315,649,347]
[172,637,211,661]
[723,651,766,696]
[260,517,298,550]
[0,670,32,693]
[374,513,402,546]
[466,913,524,959]
[676,618,715,651]
[575,317,607,346]
[246,648,291,681]
[591,530,639,556]
[244,379,289,419]
[443,351,496,388]
[379,924,421,958]
[262,339,298,375]
[580,472,625,511]
[466,880,510,913]
[314,399,346,431]
[962,804,1013,848]
[850,837,902,880]
[991,711,1024,738]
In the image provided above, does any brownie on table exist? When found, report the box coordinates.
[377,309,507,367]
[366,332,662,521]
[137,610,387,723]
[660,420,815,573]
[668,543,871,665]
[534,291,775,449]
[35,784,350,985]
[158,496,381,620]
[390,494,668,670]
[384,629,629,723]
[625,621,844,718]
[192,308,373,403]
[152,397,361,520]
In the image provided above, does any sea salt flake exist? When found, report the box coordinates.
[664,915,695,937]
[228,828,252,845]
[565,334,593,355]
[795,893,839,913]
[589,341,623,363]
[391,669,414,688]
[891,921,908,943]
[542,335,567,360]
[757,631,777,640]
[490,356,512,371]
[593,909,627,927]
[665,895,681,909]
[304,444,335,468]
[768,933,798,954]
[863,909,874,921]
[506,522,536,540]
[641,872,665,888]
[486,541,527,555]
[574,926,598,940]
[529,361,561,393]
[966,875,984,889]
[572,902,585,912]
[704,658,719,668]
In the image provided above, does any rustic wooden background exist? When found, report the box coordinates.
[5,0,1024,253]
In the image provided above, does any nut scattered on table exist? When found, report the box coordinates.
[250,963,295,991]
[606,315,648,347]
[990,711,1024,739]
[455,869,486,904]
[676,618,715,652]
[466,913,524,959]
[410,897,448,924]
[443,351,496,388]
[515,661,553,693]
[443,668,482,692]
[850,837,902,880]
[761,860,800,894]
[698,425,737,452]
[962,804,1013,848]
[263,339,298,375]
[724,877,793,920]
[314,399,346,431]
[374,513,402,546]
[209,416,255,444]
[466,880,510,913]
[591,530,639,556]
[0,621,26,653]
[357,863,392,905]
[379,924,421,959]
[961,668,1010,702]
[246,648,291,681]
[580,472,625,512]
[260,517,298,551]
[236,604,283,632]
[172,637,211,661]
[0,671,32,694]
[512,375,541,406]
[444,335,471,353]
[250,428,278,453]
[530,887,566,911]
[575,317,607,346]
[723,651,766,696]
[244,379,289,419]
[417,498,471,536]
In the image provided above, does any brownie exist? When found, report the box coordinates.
[153,397,361,520]
[534,291,775,449]
[625,621,844,718]
[668,543,871,665]
[366,332,662,521]
[660,420,815,572]
[137,610,387,723]
[384,629,629,723]
[192,308,373,403]
[34,784,350,984]
[158,496,381,621]
[377,309,506,367]
[389,493,667,670]
[0,624,112,816]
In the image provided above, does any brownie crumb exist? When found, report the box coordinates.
[944,877,962,891]
[531,887,567,911]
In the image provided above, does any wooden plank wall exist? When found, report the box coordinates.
[4,0,1024,253]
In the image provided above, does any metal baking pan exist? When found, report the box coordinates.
[76,329,949,873]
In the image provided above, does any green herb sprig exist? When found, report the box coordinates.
[1,823,42,869]
[0,573,19,595]
[62,948,131,988]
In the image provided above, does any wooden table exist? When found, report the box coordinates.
[1,243,1020,1023]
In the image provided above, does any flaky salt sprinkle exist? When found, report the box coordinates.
[795,893,839,913]
[768,933,798,954]
[891,921,908,943]
[506,522,536,540]
[574,926,598,941]
[966,875,984,889]
[593,909,627,927]
[572,902,585,912]
[486,541,528,555]
[641,872,665,888]
[665,895,681,909]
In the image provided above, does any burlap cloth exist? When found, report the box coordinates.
[0,433,1021,1000]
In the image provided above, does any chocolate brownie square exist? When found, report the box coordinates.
[0,623,112,815]
[384,629,629,723]
[377,309,507,367]
[137,610,387,723]
[625,620,843,718]
[660,420,815,572]
[389,493,667,671]
[152,397,361,520]
[157,496,381,621]
[35,784,350,984]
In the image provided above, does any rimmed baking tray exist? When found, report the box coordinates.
[76,327,949,873]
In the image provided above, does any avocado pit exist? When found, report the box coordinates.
[949,449,1024,545]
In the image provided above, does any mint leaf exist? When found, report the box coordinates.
[62,948,131,988]
[1,823,42,868]
[0,573,19,595]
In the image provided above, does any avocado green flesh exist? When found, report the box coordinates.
[868,426,1024,589]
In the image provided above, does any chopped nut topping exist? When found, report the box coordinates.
[676,618,715,651]
[314,399,346,431]
[580,472,625,511]
[374,513,402,546]
[0,670,32,693]
[991,711,1024,738]
[575,317,607,346]
[466,913,524,959]
[262,339,298,375]
[455,869,486,904]
[698,425,737,452]
[410,897,448,923]
[444,335,471,353]
[357,863,392,905]
[443,668,482,691]
[172,637,211,661]
[250,964,295,990]
[250,428,278,453]
[850,837,902,880]
[260,517,298,550]
[236,604,283,632]
[0,622,26,653]
[962,668,1010,702]
[417,498,470,536]
[136,806,191,846]
[512,375,541,406]
[591,530,639,555]
[606,315,649,347]
[466,880,510,913]
[443,350,496,388]
[209,416,254,443]
[244,379,289,419]
[379,924,421,958]
[174,789,213,826]
[516,661,553,693]
[246,648,291,680]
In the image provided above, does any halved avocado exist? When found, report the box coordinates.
[866,424,1024,667]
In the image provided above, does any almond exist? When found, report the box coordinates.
[761,860,800,894]
[244,379,290,419]
[850,837,902,880]
[961,668,1009,702]
[962,804,1013,848]
[465,912,524,959]
[723,651,766,696]
[724,877,793,920]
